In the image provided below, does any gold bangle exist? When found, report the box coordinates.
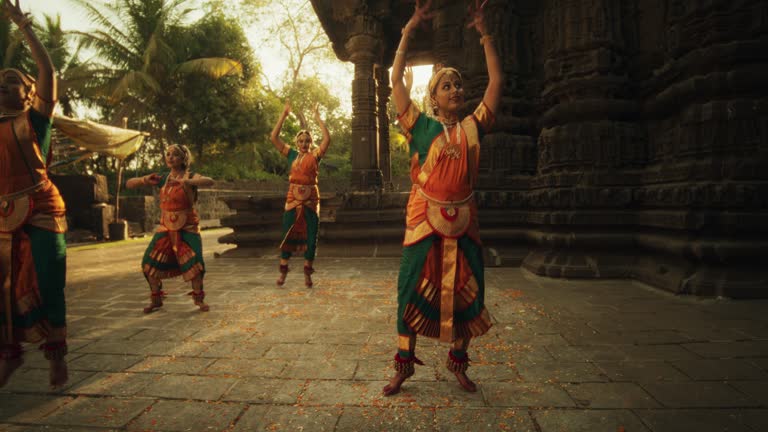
[480,34,494,45]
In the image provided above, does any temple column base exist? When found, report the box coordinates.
[351,169,383,191]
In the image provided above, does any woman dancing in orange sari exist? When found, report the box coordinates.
[270,102,330,287]
[383,0,503,396]
[126,144,214,313]
[0,0,68,388]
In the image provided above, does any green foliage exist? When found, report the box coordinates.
[70,0,243,129]
[389,125,412,178]
[0,19,32,70]
[195,144,283,181]
[160,7,270,158]
[26,0,357,185]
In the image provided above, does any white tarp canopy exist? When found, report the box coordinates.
[53,115,147,160]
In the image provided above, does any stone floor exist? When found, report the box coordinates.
[2,228,768,431]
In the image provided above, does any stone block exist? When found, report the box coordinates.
[51,174,109,205]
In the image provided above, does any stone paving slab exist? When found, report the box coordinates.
[670,359,768,380]
[337,406,436,431]
[35,397,152,429]
[0,394,73,423]
[125,400,244,432]
[562,382,661,409]
[2,228,768,431]
[434,407,536,432]
[66,372,157,397]
[482,382,575,408]
[633,409,753,432]
[0,426,121,432]
[594,361,691,382]
[222,377,306,404]
[125,355,216,374]
[66,353,144,372]
[641,382,761,408]
[515,361,606,383]
[230,405,342,432]
[533,409,650,432]
[137,374,239,400]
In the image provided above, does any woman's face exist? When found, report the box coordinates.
[432,72,464,116]
[0,71,30,111]
[296,133,312,153]
[165,147,185,169]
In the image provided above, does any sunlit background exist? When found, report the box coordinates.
[23,0,433,117]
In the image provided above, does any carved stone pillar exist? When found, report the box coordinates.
[346,27,382,190]
[522,0,642,278]
[375,66,392,188]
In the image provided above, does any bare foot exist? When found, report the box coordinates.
[0,357,24,388]
[304,267,314,288]
[49,359,68,388]
[195,301,210,312]
[382,372,408,396]
[453,371,477,392]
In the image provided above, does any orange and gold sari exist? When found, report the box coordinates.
[279,146,323,260]
[395,101,495,348]
[141,173,204,281]
[0,110,67,346]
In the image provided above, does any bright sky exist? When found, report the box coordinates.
[22,0,432,115]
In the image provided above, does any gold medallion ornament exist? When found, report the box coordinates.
[161,210,188,231]
[290,183,312,201]
[425,202,471,238]
[0,195,32,233]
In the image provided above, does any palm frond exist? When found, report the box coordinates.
[70,0,132,50]
[142,31,176,72]
[71,30,136,68]
[110,70,162,103]
[110,71,162,104]
[174,58,243,79]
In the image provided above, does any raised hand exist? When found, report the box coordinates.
[2,0,29,26]
[313,103,322,123]
[404,66,414,93]
[165,177,186,187]
[467,0,489,35]
[145,173,162,186]
[405,0,436,33]
[282,100,292,116]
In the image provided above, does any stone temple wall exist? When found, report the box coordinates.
[232,0,768,298]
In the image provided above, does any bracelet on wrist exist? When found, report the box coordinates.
[480,34,494,45]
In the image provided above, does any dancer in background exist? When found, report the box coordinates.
[270,102,330,288]
[383,0,503,396]
[126,144,214,313]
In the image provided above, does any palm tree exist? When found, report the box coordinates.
[71,0,242,138]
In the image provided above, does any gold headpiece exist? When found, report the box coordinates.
[295,129,313,144]
[167,144,192,168]
[427,64,462,95]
